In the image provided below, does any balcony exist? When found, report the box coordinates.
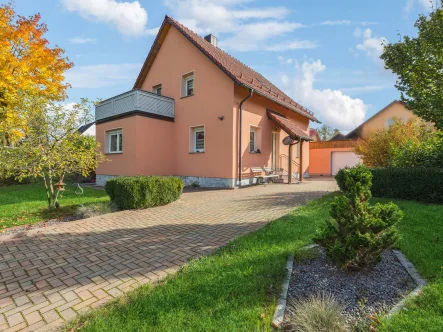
[95,89,175,123]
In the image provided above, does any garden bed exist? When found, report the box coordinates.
[284,246,418,330]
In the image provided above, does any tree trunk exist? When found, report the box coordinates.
[42,174,52,208]
[48,169,60,209]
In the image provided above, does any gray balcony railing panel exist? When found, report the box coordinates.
[95,90,174,122]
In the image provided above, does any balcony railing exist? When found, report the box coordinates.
[95,89,174,122]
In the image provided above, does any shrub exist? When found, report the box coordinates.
[286,294,348,332]
[105,176,184,209]
[370,168,443,203]
[354,119,434,167]
[316,165,402,270]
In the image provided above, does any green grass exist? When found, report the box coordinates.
[68,195,334,332]
[67,195,442,332]
[374,198,443,332]
[0,182,110,229]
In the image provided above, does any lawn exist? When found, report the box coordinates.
[0,182,110,230]
[63,195,441,331]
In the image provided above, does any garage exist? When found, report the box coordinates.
[331,151,361,175]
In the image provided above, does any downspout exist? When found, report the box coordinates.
[238,87,254,187]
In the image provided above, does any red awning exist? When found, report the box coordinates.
[267,110,313,141]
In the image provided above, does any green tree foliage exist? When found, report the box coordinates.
[317,124,341,141]
[0,99,104,208]
[354,119,436,167]
[315,165,402,270]
[381,7,443,129]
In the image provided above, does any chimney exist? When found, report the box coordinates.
[204,34,217,47]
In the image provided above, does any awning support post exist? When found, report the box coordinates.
[299,140,304,182]
[288,144,292,184]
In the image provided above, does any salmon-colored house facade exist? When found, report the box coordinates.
[95,16,320,188]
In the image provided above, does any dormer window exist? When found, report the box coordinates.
[182,72,194,97]
[153,84,162,96]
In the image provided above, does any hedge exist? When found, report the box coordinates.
[105,176,184,209]
[336,167,443,204]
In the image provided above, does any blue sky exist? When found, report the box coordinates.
[11,0,436,132]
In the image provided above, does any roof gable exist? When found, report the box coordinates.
[346,100,407,139]
[134,16,319,123]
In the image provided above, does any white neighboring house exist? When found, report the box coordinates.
[78,122,96,137]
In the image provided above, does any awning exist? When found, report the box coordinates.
[267,110,313,141]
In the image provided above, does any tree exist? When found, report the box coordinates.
[317,124,341,141]
[315,165,402,270]
[0,3,73,145]
[381,5,443,130]
[354,119,433,167]
[0,100,105,208]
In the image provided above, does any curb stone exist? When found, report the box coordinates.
[387,250,427,317]
[271,244,318,329]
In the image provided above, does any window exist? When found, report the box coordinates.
[182,73,194,97]
[153,84,162,96]
[250,127,257,152]
[191,126,204,152]
[386,118,395,129]
[108,129,122,153]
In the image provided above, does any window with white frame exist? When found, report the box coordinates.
[386,118,395,129]
[250,127,257,152]
[182,73,194,97]
[108,129,123,153]
[191,126,204,152]
[153,84,162,96]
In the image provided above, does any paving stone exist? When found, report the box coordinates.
[41,309,60,323]
[24,311,42,325]
[6,312,24,327]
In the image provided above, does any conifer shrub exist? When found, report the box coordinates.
[315,165,402,270]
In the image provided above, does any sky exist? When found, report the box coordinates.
[10,0,438,132]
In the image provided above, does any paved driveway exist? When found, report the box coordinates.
[0,179,337,331]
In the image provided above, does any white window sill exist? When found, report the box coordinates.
[106,151,123,155]
[249,151,261,154]
[189,151,205,154]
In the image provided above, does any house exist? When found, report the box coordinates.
[78,122,96,137]
[309,100,415,176]
[95,16,320,188]
[309,128,321,141]
[346,100,415,139]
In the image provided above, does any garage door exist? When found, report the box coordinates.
[331,152,361,175]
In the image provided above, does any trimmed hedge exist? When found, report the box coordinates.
[336,167,443,204]
[105,176,184,209]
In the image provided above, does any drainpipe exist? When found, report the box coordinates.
[238,87,254,187]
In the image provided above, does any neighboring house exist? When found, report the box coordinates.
[309,100,414,176]
[309,128,321,141]
[95,16,320,188]
[329,133,346,141]
[346,100,415,139]
[78,122,96,137]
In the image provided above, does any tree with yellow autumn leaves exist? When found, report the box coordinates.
[0,3,104,209]
[0,2,72,145]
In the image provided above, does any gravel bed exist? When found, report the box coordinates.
[284,247,417,329]
[0,215,82,237]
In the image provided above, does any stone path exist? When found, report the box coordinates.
[0,179,337,331]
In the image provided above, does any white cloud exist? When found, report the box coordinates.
[68,37,97,44]
[62,0,154,37]
[65,63,141,88]
[355,28,388,62]
[265,40,318,52]
[339,84,389,95]
[404,0,435,14]
[163,0,312,52]
[321,20,351,26]
[283,59,368,131]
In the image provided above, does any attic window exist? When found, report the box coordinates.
[182,72,194,97]
[153,84,162,96]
